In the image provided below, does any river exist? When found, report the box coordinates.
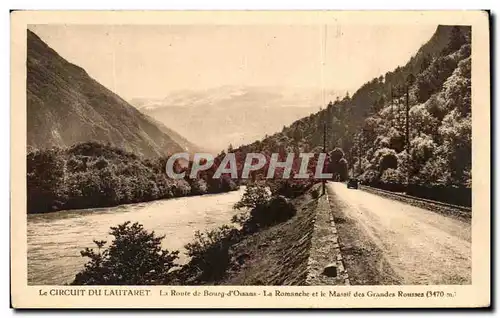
[27,187,245,285]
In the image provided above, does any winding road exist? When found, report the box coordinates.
[327,181,471,285]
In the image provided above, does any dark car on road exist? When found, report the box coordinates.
[347,178,359,189]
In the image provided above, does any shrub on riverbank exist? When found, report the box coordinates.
[233,183,297,233]
[71,221,241,285]
[233,184,271,210]
[252,195,296,227]
[71,184,304,285]
[71,221,180,285]
[183,225,240,283]
[178,185,298,284]
[27,142,239,213]
[268,179,314,199]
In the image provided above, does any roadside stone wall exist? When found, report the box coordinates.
[305,190,350,285]
[220,184,350,286]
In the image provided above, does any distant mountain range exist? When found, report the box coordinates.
[27,29,199,157]
[130,86,344,153]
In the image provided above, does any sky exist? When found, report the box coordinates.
[29,24,438,100]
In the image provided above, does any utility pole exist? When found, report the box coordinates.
[358,141,361,177]
[390,83,393,128]
[404,73,415,151]
[322,121,326,195]
[404,74,415,192]
[349,148,353,177]
[405,85,410,192]
[405,84,410,151]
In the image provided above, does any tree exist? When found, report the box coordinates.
[27,142,240,214]
[292,126,303,142]
[438,110,471,186]
[373,148,398,172]
[417,154,452,186]
[424,93,447,120]
[184,225,239,282]
[359,169,379,185]
[409,104,439,137]
[443,26,467,55]
[380,168,405,185]
[410,134,436,166]
[72,222,179,285]
[327,147,348,180]
[420,54,432,72]
[329,147,345,163]
[189,179,208,195]
[387,127,405,152]
[27,149,66,213]
[338,158,349,181]
[442,57,471,116]
[414,55,458,103]
[233,184,271,210]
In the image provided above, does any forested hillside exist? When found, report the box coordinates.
[353,26,471,189]
[27,142,238,213]
[231,25,471,194]
[26,30,216,213]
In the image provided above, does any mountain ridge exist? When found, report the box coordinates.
[27,29,198,158]
[131,86,344,152]
[231,25,472,189]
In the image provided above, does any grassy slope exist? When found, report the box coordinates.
[220,187,318,285]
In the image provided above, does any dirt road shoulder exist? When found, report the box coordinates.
[326,185,402,285]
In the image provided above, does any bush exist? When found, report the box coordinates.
[222,177,239,192]
[379,168,406,191]
[233,184,297,232]
[184,225,240,282]
[359,169,379,185]
[373,148,398,172]
[329,148,345,163]
[71,222,179,285]
[171,179,192,197]
[417,155,452,186]
[327,148,349,181]
[311,187,320,199]
[27,149,66,213]
[269,179,313,199]
[189,179,208,195]
[233,184,271,210]
[250,195,296,227]
[337,158,349,181]
[207,176,239,194]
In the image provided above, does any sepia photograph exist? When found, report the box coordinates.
[10,10,490,308]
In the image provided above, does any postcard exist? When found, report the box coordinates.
[10,10,490,308]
